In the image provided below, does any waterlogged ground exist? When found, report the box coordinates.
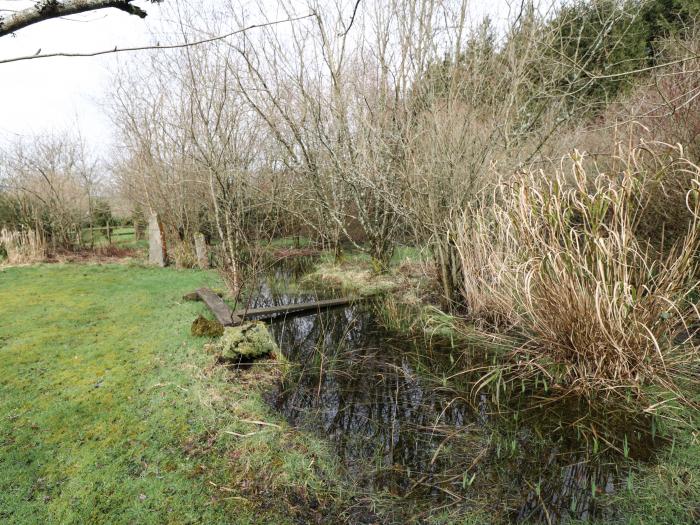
[265,306,622,522]
[252,257,699,524]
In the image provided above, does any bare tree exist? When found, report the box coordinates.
[104,0,700,308]
[110,1,283,287]
[0,132,100,250]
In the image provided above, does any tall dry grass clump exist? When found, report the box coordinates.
[458,144,700,412]
[0,228,46,264]
[455,204,518,328]
[170,241,197,269]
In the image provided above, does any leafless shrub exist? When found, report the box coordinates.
[0,133,102,253]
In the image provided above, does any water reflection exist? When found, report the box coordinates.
[272,308,477,493]
[258,258,627,522]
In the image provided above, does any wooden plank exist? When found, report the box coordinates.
[188,288,365,326]
[195,287,242,326]
[233,298,356,322]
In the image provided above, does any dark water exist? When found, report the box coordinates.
[252,258,644,523]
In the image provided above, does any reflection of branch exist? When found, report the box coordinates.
[0,13,315,65]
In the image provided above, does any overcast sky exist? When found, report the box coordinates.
[0,0,516,155]
[0,1,170,149]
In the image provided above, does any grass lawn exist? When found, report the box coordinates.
[0,263,345,525]
[81,227,148,251]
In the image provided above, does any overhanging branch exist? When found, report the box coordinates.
[0,0,161,38]
[0,13,315,65]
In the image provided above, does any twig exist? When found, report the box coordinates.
[239,418,281,428]
[222,430,263,438]
[0,13,315,65]
[338,0,361,37]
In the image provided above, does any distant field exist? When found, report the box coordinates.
[81,227,148,251]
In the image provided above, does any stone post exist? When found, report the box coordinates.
[148,212,167,267]
[194,232,209,269]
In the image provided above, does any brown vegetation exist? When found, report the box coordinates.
[457,144,700,414]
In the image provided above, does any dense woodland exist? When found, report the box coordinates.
[1,0,700,423]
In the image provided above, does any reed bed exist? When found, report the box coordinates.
[456,144,700,417]
[0,228,45,265]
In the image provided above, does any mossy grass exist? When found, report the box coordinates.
[303,247,405,296]
[0,263,351,524]
[191,314,224,337]
[303,261,398,296]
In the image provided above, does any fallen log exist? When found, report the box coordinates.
[188,287,360,326]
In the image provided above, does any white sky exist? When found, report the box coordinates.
[0,0,517,155]
[0,0,168,149]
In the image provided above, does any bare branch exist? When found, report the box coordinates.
[0,0,160,38]
[0,12,315,65]
[338,0,361,37]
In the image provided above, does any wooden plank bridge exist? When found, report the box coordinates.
[191,287,357,327]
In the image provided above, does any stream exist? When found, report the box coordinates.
[247,257,650,523]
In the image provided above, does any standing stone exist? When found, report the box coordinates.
[148,212,167,267]
[194,232,209,269]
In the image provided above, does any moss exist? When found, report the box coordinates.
[190,315,224,337]
[303,262,398,296]
[183,289,227,302]
[215,322,278,361]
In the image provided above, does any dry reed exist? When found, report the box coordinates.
[456,144,700,414]
[0,228,45,264]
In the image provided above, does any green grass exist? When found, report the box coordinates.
[81,227,148,251]
[609,414,700,524]
[0,263,347,524]
[267,236,314,249]
[390,245,424,265]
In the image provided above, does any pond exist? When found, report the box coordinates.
[248,257,655,523]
